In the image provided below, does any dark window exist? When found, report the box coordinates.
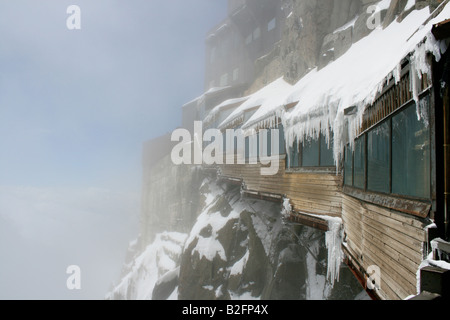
[286,131,334,168]
[278,124,286,155]
[246,134,259,163]
[392,102,430,198]
[259,129,271,157]
[354,135,366,189]
[320,134,334,166]
[344,145,353,186]
[288,139,300,168]
[302,137,320,167]
[343,96,431,200]
[367,121,390,193]
[245,136,250,161]
[223,132,227,153]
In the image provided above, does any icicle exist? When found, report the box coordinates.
[325,218,344,287]
[281,197,292,218]
[410,33,447,126]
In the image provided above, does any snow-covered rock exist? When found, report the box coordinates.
[105,232,187,300]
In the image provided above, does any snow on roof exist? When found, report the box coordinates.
[285,7,446,123]
[278,3,450,161]
[218,3,450,164]
[182,86,231,108]
[219,77,292,129]
[203,96,250,124]
[241,79,293,130]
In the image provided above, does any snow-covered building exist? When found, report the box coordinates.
[137,0,450,301]
[204,0,286,92]
[194,0,450,300]
[182,0,288,134]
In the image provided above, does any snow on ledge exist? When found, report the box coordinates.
[416,251,450,295]
[293,211,344,287]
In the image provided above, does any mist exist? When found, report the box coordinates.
[0,0,227,299]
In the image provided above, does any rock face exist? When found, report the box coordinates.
[176,177,366,300]
[252,0,438,86]
[106,232,187,300]
[109,174,368,300]
[127,1,443,300]
[140,156,204,248]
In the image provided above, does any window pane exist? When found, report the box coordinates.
[223,132,227,153]
[259,129,271,157]
[302,137,319,167]
[392,102,430,198]
[275,124,286,155]
[320,134,334,166]
[344,145,353,186]
[247,134,258,161]
[245,136,249,161]
[367,122,390,193]
[288,140,300,168]
[354,135,366,189]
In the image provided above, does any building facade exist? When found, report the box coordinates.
[196,0,450,300]
[143,0,450,300]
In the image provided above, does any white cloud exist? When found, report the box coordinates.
[0,185,139,299]
[0,0,227,299]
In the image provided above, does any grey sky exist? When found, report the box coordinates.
[0,0,227,189]
[0,0,227,299]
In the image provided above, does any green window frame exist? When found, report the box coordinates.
[344,145,353,186]
[344,96,431,200]
[367,121,390,193]
[392,102,431,198]
[353,135,366,189]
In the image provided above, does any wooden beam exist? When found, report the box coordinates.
[432,18,450,40]
[289,211,330,231]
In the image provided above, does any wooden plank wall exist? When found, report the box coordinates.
[219,157,342,217]
[342,194,427,300]
[218,158,428,300]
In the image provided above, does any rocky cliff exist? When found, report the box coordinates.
[249,0,442,92]
[140,155,204,248]
[108,173,368,300]
[108,0,444,300]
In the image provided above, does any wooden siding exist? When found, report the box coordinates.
[216,146,432,300]
[217,157,429,300]
[218,157,342,218]
[342,194,428,300]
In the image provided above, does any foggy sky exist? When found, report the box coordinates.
[0,0,227,299]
